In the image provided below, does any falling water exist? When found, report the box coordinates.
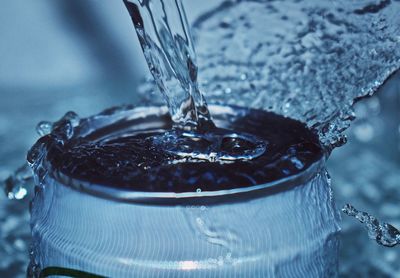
[123,0,212,129]
[123,0,269,162]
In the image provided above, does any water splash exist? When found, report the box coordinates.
[191,0,400,148]
[342,204,400,247]
[2,112,81,201]
[151,128,266,162]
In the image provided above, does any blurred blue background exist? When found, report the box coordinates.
[0,1,399,277]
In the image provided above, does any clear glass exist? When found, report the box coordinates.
[29,106,340,277]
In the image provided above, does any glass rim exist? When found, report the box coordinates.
[44,105,326,205]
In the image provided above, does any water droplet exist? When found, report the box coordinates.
[14,239,26,251]
[64,111,81,128]
[9,187,28,200]
[196,217,204,226]
[3,164,32,200]
[342,204,400,247]
[50,111,81,142]
[36,121,52,136]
